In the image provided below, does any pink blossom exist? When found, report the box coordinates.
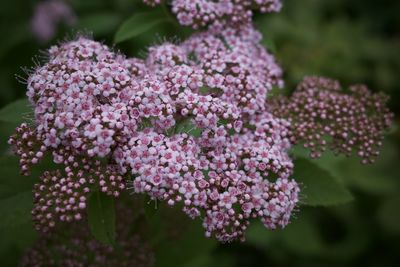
[10,26,297,242]
[143,0,282,29]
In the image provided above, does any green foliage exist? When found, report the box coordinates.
[292,138,400,196]
[77,13,122,37]
[247,205,371,262]
[154,220,217,267]
[278,211,325,255]
[144,195,158,221]
[114,11,171,43]
[0,221,37,266]
[0,156,36,199]
[0,156,44,265]
[378,195,400,234]
[174,119,202,137]
[293,157,354,206]
[255,0,400,111]
[87,191,116,245]
[0,0,399,266]
[0,24,30,62]
[0,191,33,229]
[0,98,31,124]
[0,155,55,229]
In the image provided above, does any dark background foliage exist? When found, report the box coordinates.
[0,0,399,266]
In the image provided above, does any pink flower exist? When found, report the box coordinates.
[11,5,391,243]
[145,0,282,29]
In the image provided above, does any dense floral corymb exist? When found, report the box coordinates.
[9,24,299,242]
[268,76,393,163]
[143,0,282,28]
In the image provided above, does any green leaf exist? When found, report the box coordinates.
[87,191,116,245]
[292,140,400,196]
[262,35,277,54]
[0,157,36,199]
[278,212,325,255]
[0,98,32,124]
[198,87,223,96]
[0,24,29,61]
[199,87,210,94]
[0,155,57,200]
[0,191,33,230]
[294,157,354,206]
[114,11,170,43]
[246,221,275,248]
[181,253,235,267]
[77,13,121,36]
[247,212,330,256]
[320,205,371,260]
[155,220,217,267]
[334,140,400,195]
[0,155,57,231]
[175,119,202,137]
[378,195,400,234]
[144,195,158,221]
[0,221,37,266]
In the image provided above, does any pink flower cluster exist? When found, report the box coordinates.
[9,123,126,232]
[268,76,393,163]
[143,0,282,28]
[9,25,299,242]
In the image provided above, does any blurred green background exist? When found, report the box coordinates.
[0,0,399,266]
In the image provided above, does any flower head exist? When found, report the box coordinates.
[268,76,393,163]
[11,25,296,242]
[143,0,282,29]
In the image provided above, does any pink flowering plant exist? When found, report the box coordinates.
[0,0,396,266]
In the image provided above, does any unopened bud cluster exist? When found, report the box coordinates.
[268,76,393,163]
